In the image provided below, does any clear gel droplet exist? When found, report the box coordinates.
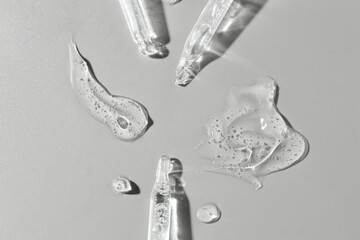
[196,77,309,190]
[68,40,150,141]
[112,176,132,194]
[197,203,221,224]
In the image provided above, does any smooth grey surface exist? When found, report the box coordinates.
[0,0,359,239]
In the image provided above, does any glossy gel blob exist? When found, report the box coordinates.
[197,203,221,224]
[68,40,150,141]
[196,77,309,190]
[112,176,132,194]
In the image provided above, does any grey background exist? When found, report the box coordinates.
[1,0,359,239]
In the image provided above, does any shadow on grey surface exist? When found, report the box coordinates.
[198,0,269,74]
[146,116,154,132]
[170,158,193,240]
[126,180,141,195]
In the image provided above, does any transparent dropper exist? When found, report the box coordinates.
[119,0,169,58]
[175,0,268,86]
[147,155,173,240]
[175,0,234,86]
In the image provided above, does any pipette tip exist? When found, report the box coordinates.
[175,68,197,86]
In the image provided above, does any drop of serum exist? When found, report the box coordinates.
[197,203,221,224]
[196,76,309,190]
[68,40,150,141]
[112,176,132,194]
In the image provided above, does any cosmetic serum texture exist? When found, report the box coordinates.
[196,77,309,190]
[112,176,132,194]
[69,40,150,141]
[197,203,221,224]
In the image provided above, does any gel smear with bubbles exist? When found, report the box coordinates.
[196,76,309,190]
[68,40,150,141]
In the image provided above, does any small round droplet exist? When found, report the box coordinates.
[197,203,221,224]
[69,41,150,141]
[112,176,132,194]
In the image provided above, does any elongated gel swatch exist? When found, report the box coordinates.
[69,40,150,141]
[196,77,309,190]
[148,155,172,240]
[119,0,169,58]
[176,0,267,86]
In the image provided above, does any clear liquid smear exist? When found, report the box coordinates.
[196,76,309,190]
[68,40,150,141]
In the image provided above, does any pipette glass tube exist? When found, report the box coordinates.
[175,0,233,86]
[175,0,267,86]
[147,155,172,240]
[119,0,169,58]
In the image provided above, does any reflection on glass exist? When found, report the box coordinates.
[197,203,221,224]
[169,159,192,240]
[175,0,268,86]
[119,0,170,58]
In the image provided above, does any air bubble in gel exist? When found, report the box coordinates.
[196,76,309,190]
[68,40,150,141]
